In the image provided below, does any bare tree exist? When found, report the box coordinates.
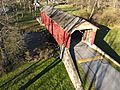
[89,0,99,19]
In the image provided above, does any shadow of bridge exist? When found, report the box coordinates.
[95,24,120,63]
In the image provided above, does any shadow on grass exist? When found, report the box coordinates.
[95,24,120,63]
[17,16,34,24]
[34,64,67,89]
[19,57,61,90]
[63,8,80,12]
[81,60,109,90]
[0,60,46,88]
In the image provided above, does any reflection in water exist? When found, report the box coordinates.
[24,31,51,51]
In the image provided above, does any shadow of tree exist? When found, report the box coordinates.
[82,62,93,88]
[0,60,46,88]
[32,67,63,89]
[19,57,61,90]
[95,24,120,63]
[95,61,109,90]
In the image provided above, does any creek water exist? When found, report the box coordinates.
[23,30,57,51]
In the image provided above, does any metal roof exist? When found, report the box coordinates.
[42,6,80,32]
[41,6,98,33]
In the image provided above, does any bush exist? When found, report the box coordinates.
[98,7,120,26]
[0,26,25,74]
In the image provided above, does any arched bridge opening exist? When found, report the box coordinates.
[70,30,83,61]
[70,30,84,48]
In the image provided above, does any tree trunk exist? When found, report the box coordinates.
[89,0,98,19]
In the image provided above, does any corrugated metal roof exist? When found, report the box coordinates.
[41,6,98,33]
[41,6,82,32]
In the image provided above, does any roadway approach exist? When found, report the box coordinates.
[70,41,120,90]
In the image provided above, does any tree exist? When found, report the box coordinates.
[0,22,25,73]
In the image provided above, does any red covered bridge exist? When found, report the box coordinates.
[40,6,98,49]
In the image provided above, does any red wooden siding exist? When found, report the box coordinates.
[40,12,71,48]
[82,30,96,45]
[91,31,96,45]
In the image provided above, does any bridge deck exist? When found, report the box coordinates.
[69,41,102,64]
[74,42,101,62]
[71,42,120,90]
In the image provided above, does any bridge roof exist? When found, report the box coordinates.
[41,6,98,33]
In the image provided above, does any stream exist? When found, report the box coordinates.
[23,30,58,51]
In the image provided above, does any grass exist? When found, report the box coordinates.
[104,28,120,56]
[77,64,95,90]
[103,27,120,70]
[0,58,75,90]
[55,5,90,18]
[55,5,79,12]
[15,11,45,32]
[98,7,120,26]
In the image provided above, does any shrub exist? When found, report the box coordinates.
[98,7,120,26]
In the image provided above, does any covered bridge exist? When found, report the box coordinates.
[40,6,98,49]
[38,6,120,90]
[39,6,99,90]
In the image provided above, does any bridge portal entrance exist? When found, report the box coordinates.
[70,30,83,48]
[70,30,84,62]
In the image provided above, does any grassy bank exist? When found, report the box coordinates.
[55,5,90,18]
[0,58,75,90]
[0,57,95,90]
[104,28,120,56]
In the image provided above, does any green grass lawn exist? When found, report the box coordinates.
[104,28,120,56]
[15,10,44,32]
[55,5,90,18]
[0,58,75,90]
